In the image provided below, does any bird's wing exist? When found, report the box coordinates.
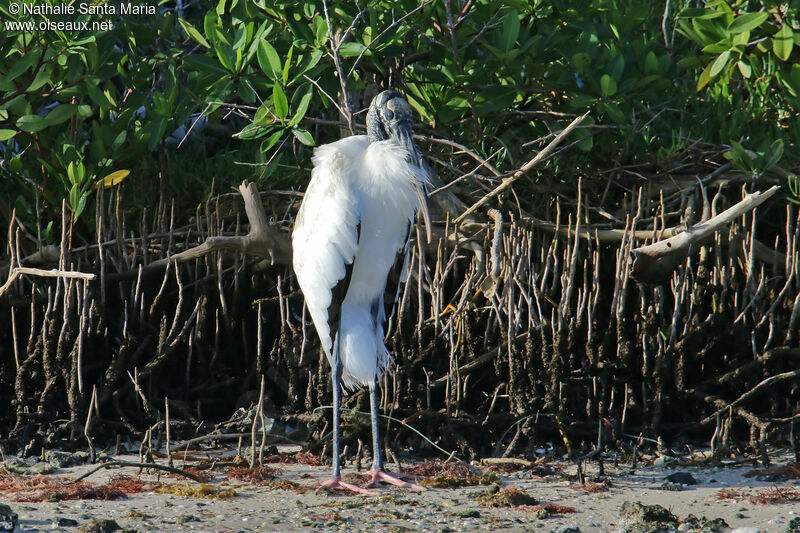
[380,222,412,339]
[292,136,369,360]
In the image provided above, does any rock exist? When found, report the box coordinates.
[682,514,729,532]
[44,451,90,469]
[730,529,763,533]
[532,508,550,519]
[550,526,581,533]
[3,457,56,475]
[786,517,800,533]
[0,504,18,533]
[77,519,121,533]
[54,517,79,527]
[665,472,697,485]
[618,501,678,532]
[654,455,676,467]
[620,501,677,523]
[660,481,683,491]
[755,472,786,482]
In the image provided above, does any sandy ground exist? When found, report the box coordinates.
[3,448,799,533]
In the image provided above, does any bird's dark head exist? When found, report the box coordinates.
[366,90,421,165]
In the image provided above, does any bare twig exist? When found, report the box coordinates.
[455,111,591,223]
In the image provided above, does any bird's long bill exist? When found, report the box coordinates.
[395,122,432,244]
[415,184,432,244]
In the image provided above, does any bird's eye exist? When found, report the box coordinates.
[384,109,394,120]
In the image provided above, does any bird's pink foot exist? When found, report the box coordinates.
[367,468,425,490]
[316,476,377,496]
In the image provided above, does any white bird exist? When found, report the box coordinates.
[292,90,429,493]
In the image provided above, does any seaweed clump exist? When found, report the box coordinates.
[478,488,537,507]
[154,483,235,499]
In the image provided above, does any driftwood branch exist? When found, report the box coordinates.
[520,218,785,268]
[68,459,208,484]
[0,267,96,298]
[144,181,292,272]
[630,185,780,283]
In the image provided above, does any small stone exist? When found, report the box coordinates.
[77,519,121,533]
[55,517,79,527]
[619,501,677,523]
[729,528,762,533]
[660,481,683,491]
[550,526,581,533]
[786,517,800,533]
[665,472,697,485]
[0,504,18,533]
[678,524,692,532]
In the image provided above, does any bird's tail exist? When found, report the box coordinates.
[338,304,392,390]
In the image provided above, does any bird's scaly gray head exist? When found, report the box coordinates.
[366,90,421,166]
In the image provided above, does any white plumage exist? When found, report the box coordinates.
[293,135,427,388]
[292,90,428,492]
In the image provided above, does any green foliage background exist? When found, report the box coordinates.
[1,0,798,241]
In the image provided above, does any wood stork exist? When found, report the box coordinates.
[292,90,429,493]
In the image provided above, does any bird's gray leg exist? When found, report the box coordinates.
[317,344,375,495]
[369,380,383,471]
[331,359,343,478]
[366,378,423,490]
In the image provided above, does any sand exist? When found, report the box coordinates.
[2,448,799,533]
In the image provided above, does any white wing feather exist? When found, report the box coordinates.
[292,136,369,360]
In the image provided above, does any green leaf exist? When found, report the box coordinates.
[257,40,282,77]
[237,123,271,140]
[6,52,38,83]
[339,42,367,57]
[260,130,284,152]
[727,12,767,34]
[68,184,89,219]
[44,104,77,126]
[289,88,313,127]
[253,105,272,125]
[9,156,22,172]
[282,45,293,84]
[709,50,730,78]
[183,54,229,76]
[501,10,520,52]
[600,74,617,97]
[291,127,314,146]
[645,51,659,74]
[764,139,784,169]
[67,162,85,186]
[697,61,714,90]
[773,24,794,61]
[737,60,751,79]
[77,105,94,120]
[677,56,704,69]
[571,53,591,73]
[273,83,288,119]
[215,44,235,72]
[0,129,17,141]
[179,18,211,48]
[599,101,624,123]
[16,114,48,133]
[204,11,219,48]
